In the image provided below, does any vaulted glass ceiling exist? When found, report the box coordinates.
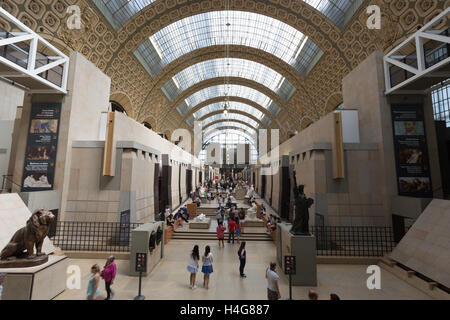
[204,121,257,136]
[194,102,266,122]
[135,11,322,78]
[202,114,259,130]
[161,58,296,102]
[176,84,281,120]
[94,1,364,30]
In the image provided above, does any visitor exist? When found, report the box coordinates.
[87,264,101,300]
[308,290,319,300]
[238,208,245,220]
[228,217,236,244]
[330,293,340,300]
[165,205,171,220]
[0,273,5,300]
[201,245,214,289]
[216,208,223,225]
[101,255,117,300]
[166,213,175,227]
[266,262,281,300]
[238,241,247,278]
[216,221,226,248]
[187,245,200,289]
[235,217,241,243]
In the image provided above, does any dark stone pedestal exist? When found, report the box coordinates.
[0,255,48,268]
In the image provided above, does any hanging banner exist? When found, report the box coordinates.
[391,104,432,198]
[22,103,61,192]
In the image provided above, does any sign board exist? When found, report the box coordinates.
[135,252,147,273]
[284,255,296,275]
[391,104,432,198]
[22,103,61,192]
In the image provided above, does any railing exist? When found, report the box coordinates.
[0,28,64,87]
[51,221,143,252]
[384,8,450,94]
[51,221,395,256]
[388,28,449,89]
[311,226,395,257]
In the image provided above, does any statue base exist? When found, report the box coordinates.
[0,255,68,300]
[243,219,265,227]
[277,223,317,286]
[0,254,49,268]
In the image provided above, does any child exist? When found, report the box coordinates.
[216,222,226,248]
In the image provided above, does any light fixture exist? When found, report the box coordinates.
[294,35,309,60]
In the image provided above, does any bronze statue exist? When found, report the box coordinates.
[290,172,314,235]
[1,209,55,261]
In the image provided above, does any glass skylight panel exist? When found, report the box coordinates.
[162,58,296,102]
[202,114,259,129]
[179,84,280,118]
[135,11,323,77]
[304,0,364,29]
[193,102,265,121]
[205,121,257,135]
[93,0,156,29]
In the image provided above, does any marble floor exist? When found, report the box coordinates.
[54,239,433,300]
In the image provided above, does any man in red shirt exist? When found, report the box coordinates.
[228,218,236,244]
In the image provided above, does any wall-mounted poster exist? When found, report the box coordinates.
[22,103,61,192]
[391,105,432,198]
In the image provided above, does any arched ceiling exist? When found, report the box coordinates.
[170,83,283,124]
[203,127,257,143]
[94,0,362,31]
[181,97,277,125]
[161,58,296,103]
[195,103,269,126]
[203,119,257,133]
[199,110,266,129]
[8,0,446,147]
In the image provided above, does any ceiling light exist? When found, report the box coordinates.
[149,35,164,60]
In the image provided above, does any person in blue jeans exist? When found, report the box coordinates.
[238,241,247,278]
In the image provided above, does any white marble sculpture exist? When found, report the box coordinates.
[196,214,206,221]
[245,186,254,198]
[245,203,258,221]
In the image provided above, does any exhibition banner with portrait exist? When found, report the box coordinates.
[391,104,432,198]
[21,103,61,192]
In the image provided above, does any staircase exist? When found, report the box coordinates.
[172,231,272,242]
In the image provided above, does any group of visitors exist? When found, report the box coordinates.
[186,241,248,289]
[187,245,214,289]
[87,256,117,300]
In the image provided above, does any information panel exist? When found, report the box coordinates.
[22,103,61,192]
[284,256,296,275]
[391,104,432,198]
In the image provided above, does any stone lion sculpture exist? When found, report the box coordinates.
[0,209,55,260]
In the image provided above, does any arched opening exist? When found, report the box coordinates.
[110,101,128,115]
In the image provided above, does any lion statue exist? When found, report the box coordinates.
[0,209,55,260]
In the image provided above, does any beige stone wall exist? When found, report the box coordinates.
[65,147,120,222]
[0,81,24,181]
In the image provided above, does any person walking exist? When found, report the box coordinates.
[101,255,117,300]
[87,264,101,300]
[187,245,200,289]
[238,241,247,278]
[216,221,226,248]
[201,245,214,289]
[228,218,236,244]
[266,262,281,300]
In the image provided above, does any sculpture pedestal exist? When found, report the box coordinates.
[0,255,68,300]
[277,223,317,286]
[243,219,265,227]
[189,218,211,229]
